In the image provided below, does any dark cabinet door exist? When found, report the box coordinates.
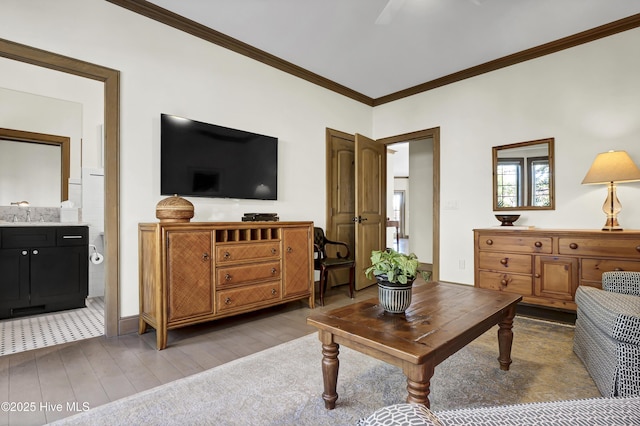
[0,249,30,318]
[30,246,88,308]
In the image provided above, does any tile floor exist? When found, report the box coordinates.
[0,297,104,356]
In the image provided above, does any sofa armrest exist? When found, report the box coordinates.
[576,286,640,345]
[602,271,640,296]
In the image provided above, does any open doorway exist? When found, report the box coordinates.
[386,139,434,276]
[325,127,440,290]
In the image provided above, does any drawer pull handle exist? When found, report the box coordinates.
[271,288,277,295]
[500,258,508,266]
[32,249,39,255]
[636,246,640,253]
[225,297,232,305]
[534,241,542,248]
[225,273,232,281]
[271,247,277,255]
[535,273,541,278]
[202,253,209,261]
[615,267,624,271]
[486,239,493,245]
[287,246,293,253]
[500,278,508,286]
[569,243,578,250]
[271,268,277,274]
[224,251,231,259]
[21,250,28,256]
[62,235,83,239]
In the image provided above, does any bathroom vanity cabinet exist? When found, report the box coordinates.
[0,225,89,319]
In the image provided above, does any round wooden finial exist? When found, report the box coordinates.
[156,195,194,222]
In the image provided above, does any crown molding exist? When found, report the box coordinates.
[107,1,640,107]
[106,0,374,106]
[374,13,640,106]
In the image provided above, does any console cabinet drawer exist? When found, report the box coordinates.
[217,281,281,312]
[559,237,640,258]
[477,234,552,254]
[216,242,280,263]
[477,271,532,296]
[581,258,640,281]
[216,261,281,287]
[478,252,531,274]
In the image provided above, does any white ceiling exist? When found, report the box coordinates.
[146,0,640,99]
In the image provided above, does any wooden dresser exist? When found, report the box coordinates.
[473,228,640,311]
[139,221,314,349]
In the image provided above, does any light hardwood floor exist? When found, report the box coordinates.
[0,283,376,425]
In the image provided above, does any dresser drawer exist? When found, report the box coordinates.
[477,234,552,254]
[216,261,280,287]
[478,271,532,296]
[559,237,640,258]
[217,281,281,312]
[581,258,640,281]
[216,241,280,263]
[478,252,531,274]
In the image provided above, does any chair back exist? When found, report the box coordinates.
[314,227,328,260]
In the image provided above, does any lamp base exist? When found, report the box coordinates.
[602,217,622,231]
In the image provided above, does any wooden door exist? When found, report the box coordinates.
[534,256,578,301]
[166,230,214,323]
[326,129,355,288]
[355,133,387,290]
[282,226,313,302]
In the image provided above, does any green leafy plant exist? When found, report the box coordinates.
[364,248,425,285]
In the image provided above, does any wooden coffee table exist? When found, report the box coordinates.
[306,281,522,409]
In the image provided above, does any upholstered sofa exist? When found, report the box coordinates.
[357,397,640,425]
[573,271,640,397]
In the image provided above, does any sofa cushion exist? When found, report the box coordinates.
[575,286,640,346]
[357,403,443,426]
[602,271,640,296]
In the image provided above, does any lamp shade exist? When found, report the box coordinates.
[582,150,640,185]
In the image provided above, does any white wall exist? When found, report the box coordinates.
[0,0,372,316]
[373,27,640,285]
[408,138,433,263]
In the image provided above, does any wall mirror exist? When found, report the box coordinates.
[0,128,70,206]
[493,138,555,211]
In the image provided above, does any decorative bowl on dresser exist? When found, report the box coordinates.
[138,221,314,350]
[473,228,640,311]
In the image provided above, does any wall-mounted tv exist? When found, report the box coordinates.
[160,114,278,200]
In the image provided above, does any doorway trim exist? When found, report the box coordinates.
[378,127,440,281]
[0,38,120,337]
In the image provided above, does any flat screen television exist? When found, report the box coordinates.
[160,114,278,200]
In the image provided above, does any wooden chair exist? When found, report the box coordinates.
[314,227,355,306]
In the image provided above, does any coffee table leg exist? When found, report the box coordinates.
[319,332,340,409]
[403,362,434,408]
[497,304,516,371]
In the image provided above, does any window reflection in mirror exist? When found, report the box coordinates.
[493,138,555,211]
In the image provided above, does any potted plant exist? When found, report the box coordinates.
[365,248,426,314]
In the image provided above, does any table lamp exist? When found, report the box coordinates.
[582,150,640,231]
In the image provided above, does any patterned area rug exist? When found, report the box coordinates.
[0,297,104,356]
[51,316,600,426]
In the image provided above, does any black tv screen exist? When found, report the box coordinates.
[161,114,278,200]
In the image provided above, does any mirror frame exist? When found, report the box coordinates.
[492,138,555,211]
[0,127,71,203]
